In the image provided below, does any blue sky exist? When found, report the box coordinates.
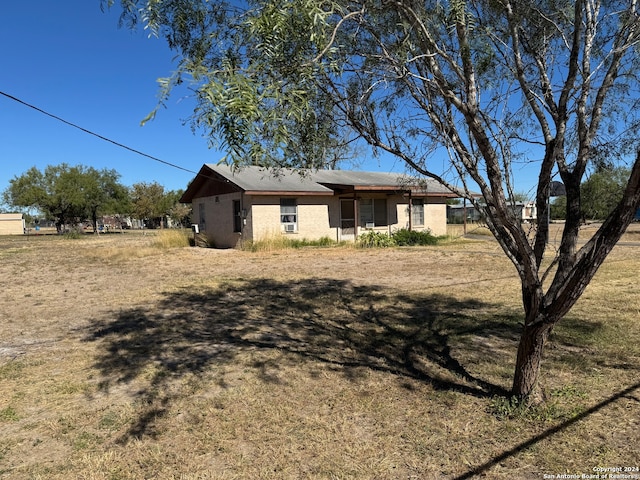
[0,1,225,198]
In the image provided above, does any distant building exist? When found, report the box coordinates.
[0,213,25,235]
[447,201,537,224]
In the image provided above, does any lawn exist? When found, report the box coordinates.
[1,227,639,479]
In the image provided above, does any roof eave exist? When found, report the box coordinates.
[180,165,244,203]
[244,190,334,196]
[411,191,459,198]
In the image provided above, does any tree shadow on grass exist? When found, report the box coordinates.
[453,379,640,479]
[84,277,519,442]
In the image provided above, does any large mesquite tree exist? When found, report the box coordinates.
[107,0,640,401]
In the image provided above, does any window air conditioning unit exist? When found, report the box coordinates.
[284,223,296,232]
[365,222,375,229]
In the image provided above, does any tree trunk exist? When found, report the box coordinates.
[512,318,554,404]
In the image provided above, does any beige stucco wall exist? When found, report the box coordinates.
[249,195,418,241]
[249,196,340,242]
[0,214,25,235]
[194,193,449,248]
[195,192,244,248]
[395,198,412,232]
[425,203,448,236]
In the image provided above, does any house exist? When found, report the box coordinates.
[180,164,457,248]
[447,201,537,224]
[0,213,25,235]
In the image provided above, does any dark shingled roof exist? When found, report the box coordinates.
[180,163,457,202]
[310,169,454,194]
[205,164,334,193]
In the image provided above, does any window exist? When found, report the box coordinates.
[198,203,206,231]
[280,198,298,232]
[360,198,373,226]
[412,199,424,226]
[359,198,388,227]
[233,200,242,232]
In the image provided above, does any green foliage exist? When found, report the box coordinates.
[130,182,167,226]
[357,231,396,248]
[356,229,443,248]
[550,196,566,221]
[392,228,440,246]
[107,0,356,170]
[550,385,588,400]
[166,189,191,226]
[243,235,341,252]
[489,395,562,421]
[2,164,128,232]
[489,395,527,420]
[288,236,336,248]
[0,406,20,422]
[82,167,130,231]
[580,167,630,220]
[490,386,588,422]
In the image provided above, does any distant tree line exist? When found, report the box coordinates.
[1,164,191,232]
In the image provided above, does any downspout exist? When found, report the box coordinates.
[408,190,413,231]
[240,191,246,248]
[463,197,467,235]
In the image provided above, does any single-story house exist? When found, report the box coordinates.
[0,213,25,235]
[180,164,457,248]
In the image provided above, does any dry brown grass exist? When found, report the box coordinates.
[1,227,639,479]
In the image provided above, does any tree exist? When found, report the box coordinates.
[80,167,131,232]
[106,0,640,402]
[130,182,170,228]
[3,164,127,233]
[550,196,567,221]
[164,189,192,227]
[581,167,631,221]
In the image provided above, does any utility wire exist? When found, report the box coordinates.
[0,90,198,175]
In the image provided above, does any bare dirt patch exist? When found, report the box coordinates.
[1,231,639,479]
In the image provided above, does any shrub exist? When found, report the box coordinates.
[243,235,341,252]
[357,231,396,248]
[392,228,440,246]
[311,236,336,247]
[62,230,83,240]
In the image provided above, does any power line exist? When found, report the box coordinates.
[0,90,198,175]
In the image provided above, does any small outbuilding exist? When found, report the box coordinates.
[180,164,458,248]
[0,213,25,235]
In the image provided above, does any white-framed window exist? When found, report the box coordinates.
[359,198,388,227]
[280,198,298,233]
[412,199,425,226]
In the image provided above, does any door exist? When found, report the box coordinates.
[340,199,355,241]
